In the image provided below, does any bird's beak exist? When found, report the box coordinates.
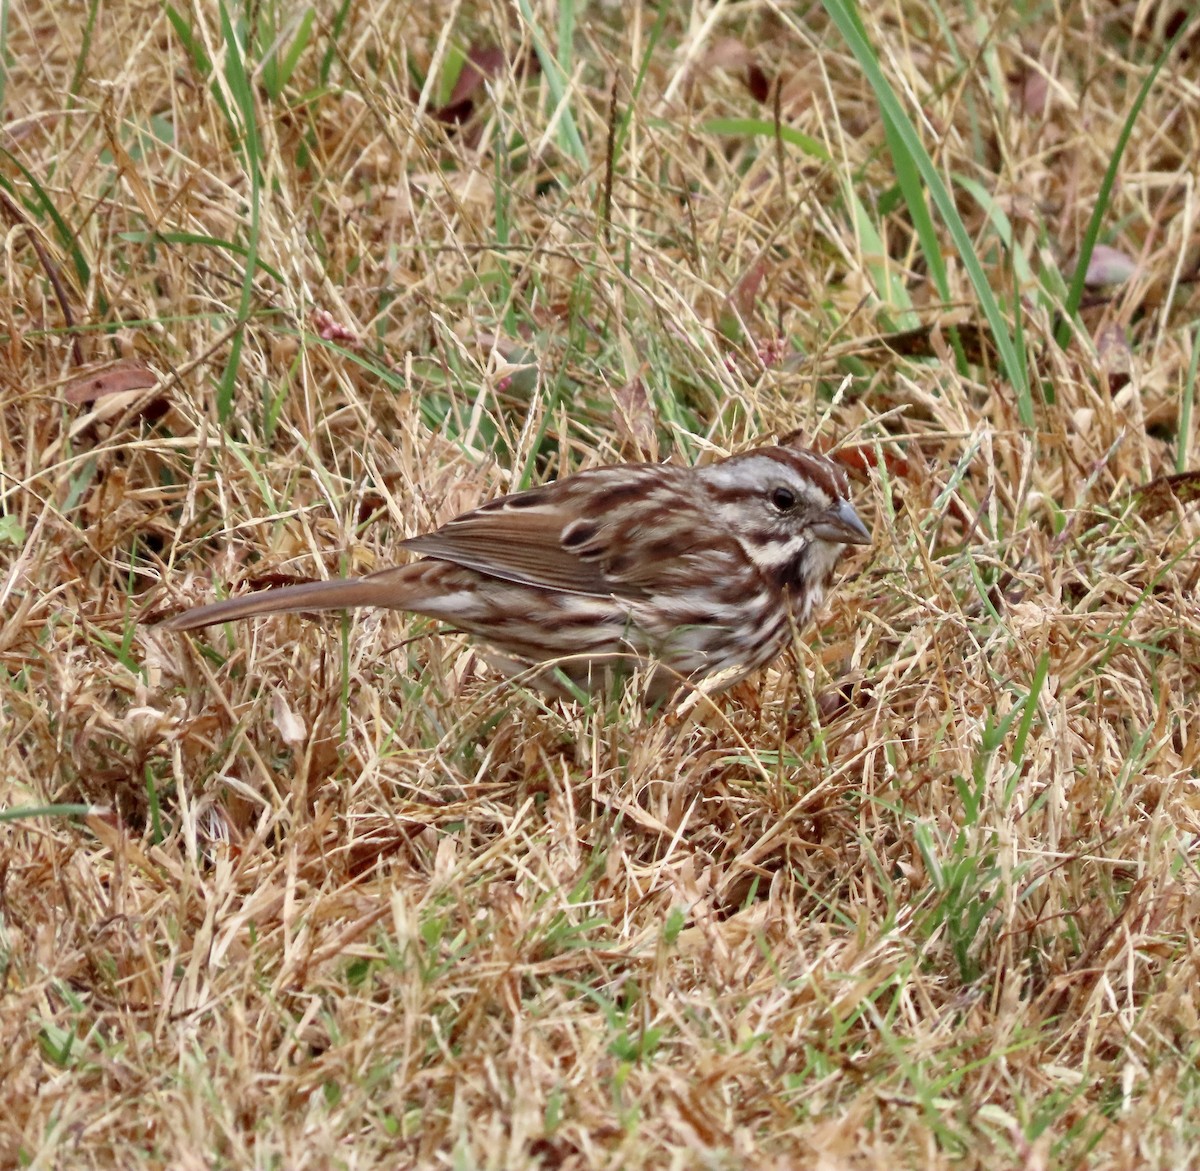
[811,499,871,545]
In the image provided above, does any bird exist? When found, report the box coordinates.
[160,440,871,697]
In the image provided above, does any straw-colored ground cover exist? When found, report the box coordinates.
[3,1,1199,1166]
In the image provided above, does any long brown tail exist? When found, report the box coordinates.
[158,565,422,632]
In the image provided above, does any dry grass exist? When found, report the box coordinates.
[3,0,1200,1167]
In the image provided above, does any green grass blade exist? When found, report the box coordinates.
[119,230,285,284]
[216,0,264,424]
[1055,11,1197,350]
[0,0,10,110]
[0,804,97,822]
[67,0,99,99]
[821,0,1032,422]
[880,109,949,301]
[0,150,92,286]
[613,0,671,163]
[514,0,587,167]
[698,117,831,163]
[1180,327,1199,473]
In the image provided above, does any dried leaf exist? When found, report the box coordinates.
[730,258,767,321]
[272,691,306,745]
[745,61,771,104]
[468,332,539,395]
[721,258,769,341]
[445,45,506,110]
[698,38,772,104]
[1017,68,1049,118]
[881,320,994,365]
[700,38,756,73]
[1095,323,1131,366]
[1130,470,1200,520]
[794,430,912,481]
[428,44,536,125]
[64,361,158,405]
[611,378,657,460]
[1095,323,1132,393]
[1083,244,1137,287]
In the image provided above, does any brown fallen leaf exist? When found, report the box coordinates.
[1009,59,1052,119]
[272,691,306,746]
[729,256,768,322]
[745,60,771,104]
[610,377,657,461]
[422,43,538,126]
[1129,470,1200,520]
[718,257,769,343]
[1095,322,1132,393]
[700,38,756,74]
[1082,244,1137,287]
[445,45,506,110]
[879,319,995,365]
[784,428,913,482]
[63,361,158,405]
[698,37,772,104]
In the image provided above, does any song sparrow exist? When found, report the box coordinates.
[160,441,870,696]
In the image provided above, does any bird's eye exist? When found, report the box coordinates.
[770,486,797,511]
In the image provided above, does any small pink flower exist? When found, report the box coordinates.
[311,308,357,343]
[758,337,786,368]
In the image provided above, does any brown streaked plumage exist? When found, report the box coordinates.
[159,441,871,695]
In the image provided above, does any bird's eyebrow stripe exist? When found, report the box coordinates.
[762,448,848,498]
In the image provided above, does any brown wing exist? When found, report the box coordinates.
[403,506,614,595]
[400,466,710,598]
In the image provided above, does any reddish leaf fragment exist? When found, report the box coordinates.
[1014,66,1049,118]
[430,99,474,126]
[801,432,912,482]
[1095,323,1132,393]
[428,45,538,125]
[611,378,657,460]
[729,257,768,323]
[699,38,772,103]
[64,362,158,405]
[701,38,756,73]
[1083,244,1137,287]
[745,61,771,104]
[882,320,994,365]
[356,493,388,527]
[347,824,428,877]
[447,45,506,109]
